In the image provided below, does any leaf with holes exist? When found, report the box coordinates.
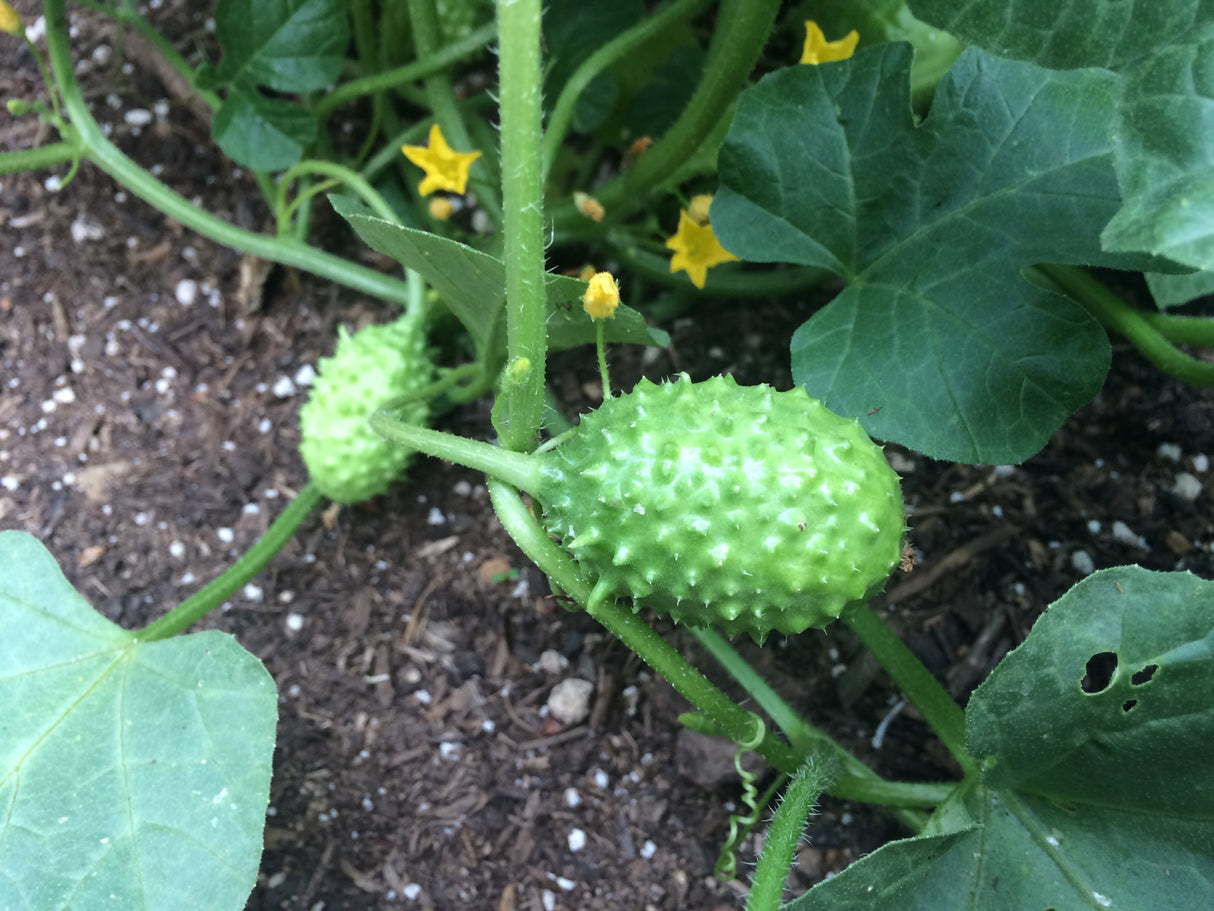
[786,565,1214,909]
[0,531,277,911]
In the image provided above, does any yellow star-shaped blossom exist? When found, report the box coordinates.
[800,21,859,65]
[401,124,482,196]
[665,204,739,290]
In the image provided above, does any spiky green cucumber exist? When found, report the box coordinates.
[299,309,432,504]
[537,374,905,640]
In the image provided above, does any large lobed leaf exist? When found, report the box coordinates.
[908,1,1214,275]
[713,44,1162,464]
[0,532,276,911]
[787,565,1214,909]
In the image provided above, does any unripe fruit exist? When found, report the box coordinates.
[299,309,432,504]
[537,374,905,640]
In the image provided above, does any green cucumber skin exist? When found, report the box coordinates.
[299,311,432,504]
[537,374,905,640]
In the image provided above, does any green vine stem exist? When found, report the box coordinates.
[745,756,834,911]
[486,478,802,771]
[0,141,76,173]
[137,483,324,642]
[275,159,400,232]
[549,0,780,233]
[540,0,712,179]
[1142,309,1214,345]
[316,21,497,125]
[843,603,977,779]
[40,0,417,308]
[1035,264,1214,387]
[494,0,548,451]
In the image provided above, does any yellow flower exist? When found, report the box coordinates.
[800,21,859,65]
[0,1,21,34]
[428,196,455,221]
[401,124,482,196]
[665,203,739,289]
[583,271,620,320]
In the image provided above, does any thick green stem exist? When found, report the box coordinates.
[138,484,324,641]
[843,604,977,779]
[0,141,76,173]
[370,410,542,494]
[1036,264,1214,387]
[550,0,780,233]
[488,480,800,772]
[1142,309,1214,346]
[745,757,833,911]
[692,627,936,826]
[541,0,711,179]
[494,0,547,451]
[41,0,416,308]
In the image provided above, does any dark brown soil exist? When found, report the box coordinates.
[3,4,1213,909]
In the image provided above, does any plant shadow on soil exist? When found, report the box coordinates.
[2,4,1213,908]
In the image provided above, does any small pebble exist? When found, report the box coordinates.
[547,678,594,726]
[1157,442,1183,462]
[1071,550,1095,575]
[1171,472,1203,502]
[567,829,586,852]
[1111,520,1146,548]
[174,279,197,306]
[538,649,569,675]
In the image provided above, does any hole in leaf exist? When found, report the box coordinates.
[1080,651,1118,694]
[1122,699,1137,712]
[1131,664,1158,686]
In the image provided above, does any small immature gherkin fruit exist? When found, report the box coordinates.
[299,308,432,504]
[537,374,905,640]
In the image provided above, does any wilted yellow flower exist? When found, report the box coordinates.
[665,204,739,289]
[428,196,455,221]
[0,1,21,34]
[573,191,605,223]
[800,21,858,65]
[401,124,482,196]
[583,271,620,319]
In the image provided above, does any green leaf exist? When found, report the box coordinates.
[330,195,667,352]
[211,84,317,172]
[907,0,1214,69]
[1146,268,1214,308]
[788,566,1214,910]
[713,46,1159,464]
[1102,22,1214,272]
[0,531,276,911]
[213,0,348,93]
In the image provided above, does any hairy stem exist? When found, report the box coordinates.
[494,0,547,450]
[745,757,833,910]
